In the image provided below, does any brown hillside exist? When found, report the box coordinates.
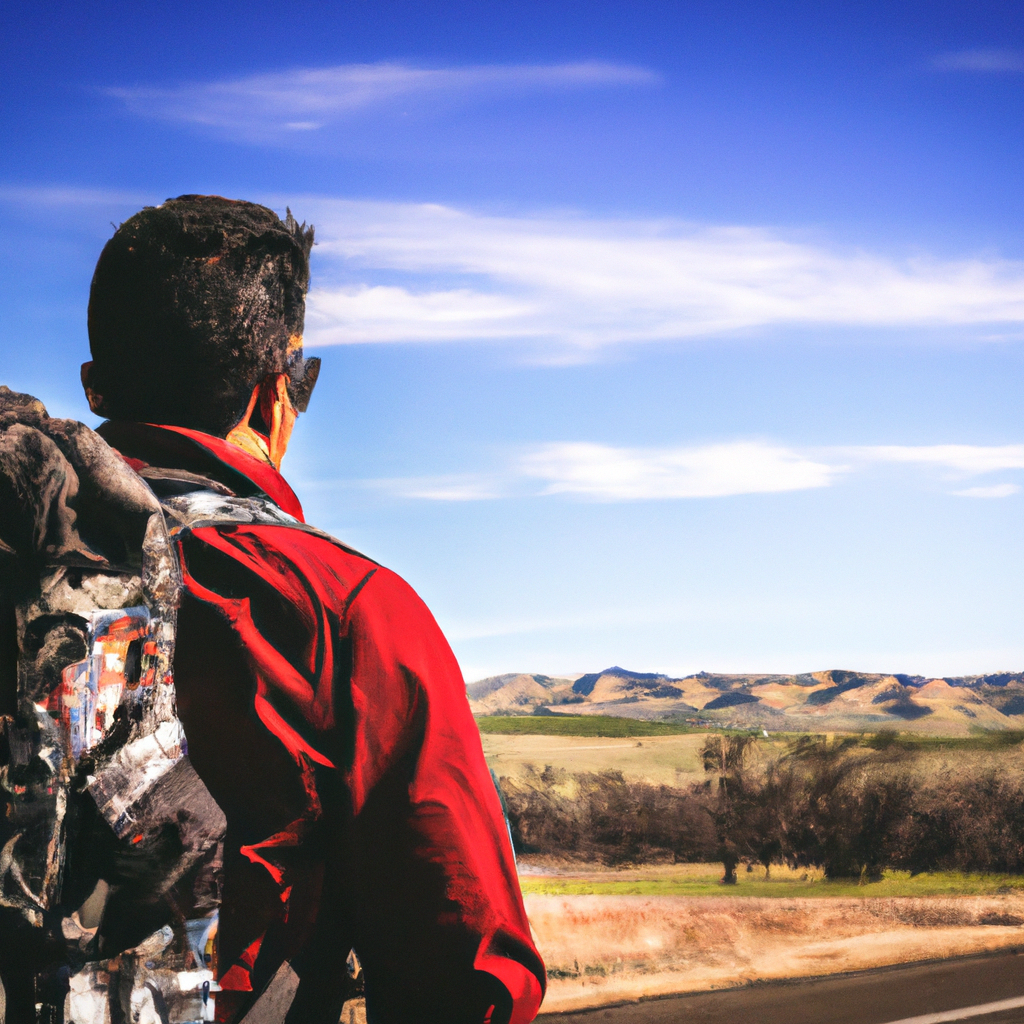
[468,666,1024,735]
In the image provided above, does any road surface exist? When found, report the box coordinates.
[537,948,1024,1024]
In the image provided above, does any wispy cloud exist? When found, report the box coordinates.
[952,484,1021,499]
[519,442,836,499]
[844,444,1024,475]
[0,185,152,207]
[0,184,160,233]
[372,441,1024,502]
[932,48,1024,72]
[296,199,1024,353]
[108,61,656,139]
[5,187,1023,352]
[369,474,506,502]
[308,284,534,343]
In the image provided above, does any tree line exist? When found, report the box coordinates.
[501,733,1024,880]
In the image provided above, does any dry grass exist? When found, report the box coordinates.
[482,729,1024,791]
[526,892,1024,1013]
[480,733,708,786]
[900,744,1024,788]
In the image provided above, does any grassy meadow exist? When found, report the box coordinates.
[479,716,1024,790]
[477,715,699,737]
[481,732,708,788]
[519,862,1024,899]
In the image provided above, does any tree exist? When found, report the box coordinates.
[784,736,912,880]
[700,733,755,883]
[741,758,800,878]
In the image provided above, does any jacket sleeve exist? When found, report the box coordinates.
[339,565,545,1024]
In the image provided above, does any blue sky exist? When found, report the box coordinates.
[2,1,1023,681]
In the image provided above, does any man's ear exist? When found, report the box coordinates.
[80,361,107,415]
[257,375,287,437]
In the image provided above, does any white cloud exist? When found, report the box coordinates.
[842,444,1024,476]
[306,284,536,343]
[368,440,1024,503]
[295,199,1024,352]
[5,187,1024,353]
[932,49,1024,72]
[0,185,152,208]
[952,484,1021,499]
[371,474,506,501]
[108,61,656,138]
[518,441,837,499]
[0,185,160,233]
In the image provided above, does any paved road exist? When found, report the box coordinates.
[537,949,1024,1024]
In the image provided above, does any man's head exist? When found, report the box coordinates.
[84,195,319,442]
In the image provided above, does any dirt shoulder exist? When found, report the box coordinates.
[526,890,1024,1013]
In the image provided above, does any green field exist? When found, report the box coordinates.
[477,715,699,737]
[519,863,1024,899]
[866,728,1024,752]
[476,715,1024,747]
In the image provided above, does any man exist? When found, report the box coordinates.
[44,195,543,1023]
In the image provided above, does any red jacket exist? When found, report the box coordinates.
[98,422,545,1024]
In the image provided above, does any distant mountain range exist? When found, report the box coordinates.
[466,666,1024,733]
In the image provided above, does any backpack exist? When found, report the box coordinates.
[0,387,225,1023]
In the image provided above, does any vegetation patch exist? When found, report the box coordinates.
[519,866,1024,898]
[477,715,699,737]
[865,728,1024,752]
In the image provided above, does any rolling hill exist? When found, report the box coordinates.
[466,666,1024,734]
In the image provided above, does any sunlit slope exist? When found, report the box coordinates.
[468,666,1024,735]
[465,672,577,715]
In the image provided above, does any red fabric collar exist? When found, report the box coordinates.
[150,425,305,521]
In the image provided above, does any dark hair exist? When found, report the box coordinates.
[86,195,316,436]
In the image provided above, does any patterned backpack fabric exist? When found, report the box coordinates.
[0,387,226,1024]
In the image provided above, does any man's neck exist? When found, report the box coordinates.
[225,422,274,466]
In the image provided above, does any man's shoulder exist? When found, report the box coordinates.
[167,491,373,561]
[179,510,459,681]
[175,500,424,616]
